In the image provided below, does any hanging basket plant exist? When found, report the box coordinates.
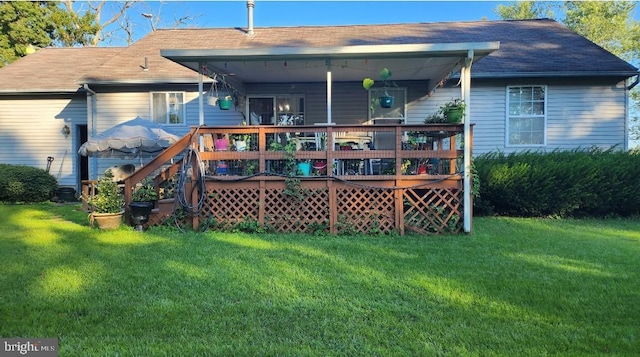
[363,68,399,112]
[218,95,234,110]
[207,78,219,106]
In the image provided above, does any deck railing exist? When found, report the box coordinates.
[118,123,472,235]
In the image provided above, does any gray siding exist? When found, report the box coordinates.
[0,95,86,188]
[246,81,429,124]
[414,79,628,155]
[89,89,245,178]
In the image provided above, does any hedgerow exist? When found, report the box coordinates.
[473,148,640,217]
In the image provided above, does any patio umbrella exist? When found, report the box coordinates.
[78,117,180,159]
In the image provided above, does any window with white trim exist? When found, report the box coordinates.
[507,86,546,146]
[151,92,185,125]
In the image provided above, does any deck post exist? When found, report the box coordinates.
[462,50,473,233]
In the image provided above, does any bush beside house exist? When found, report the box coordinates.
[474,149,640,218]
[0,164,58,203]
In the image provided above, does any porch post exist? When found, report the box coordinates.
[326,59,332,124]
[198,62,204,126]
[462,50,473,233]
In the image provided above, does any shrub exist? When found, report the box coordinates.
[0,164,58,203]
[473,148,640,218]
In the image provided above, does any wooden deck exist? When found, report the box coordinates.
[112,123,472,235]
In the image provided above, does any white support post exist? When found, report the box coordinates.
[462,49,473,234]
[198,62,204,127]
[198,63,205,150]
[326,59,332,124]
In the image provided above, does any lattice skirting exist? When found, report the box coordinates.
[155,179,466,235]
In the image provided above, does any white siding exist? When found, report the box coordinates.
[89,90,245,178]
[0,95,86,187]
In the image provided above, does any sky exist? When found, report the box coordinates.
[112,1,505,45]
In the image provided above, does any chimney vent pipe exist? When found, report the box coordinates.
[247,0,255,35]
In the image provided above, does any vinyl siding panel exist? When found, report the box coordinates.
[246,81,430,124]
[411,80,627,155]
[90,89,245,177]
[0,95,86,187]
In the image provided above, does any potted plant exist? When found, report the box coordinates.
[439,99,466,123]
[363,68,399,111]
[88,169,124,229]
[218,95,234,110]
[129,178,158,231]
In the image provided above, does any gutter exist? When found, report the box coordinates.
[627,74,640,90]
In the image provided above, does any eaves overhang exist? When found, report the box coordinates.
[162,42,501,63]
[471,70,640,79]
[161,42,500,83]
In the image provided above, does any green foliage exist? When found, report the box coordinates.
[89,169,124,213]
[474,148,640,217]
[233,218,267,234]
[0,1,57,66]
[48,1,99,47]
[494,1,557,20]
[0,164,58,203]
[131,179,158,202]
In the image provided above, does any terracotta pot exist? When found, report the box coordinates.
[90,211,123,230]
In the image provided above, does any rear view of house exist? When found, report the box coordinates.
[0,19,637,195]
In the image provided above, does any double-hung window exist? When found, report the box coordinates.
[507,86,546,146]
[151,92,185,125]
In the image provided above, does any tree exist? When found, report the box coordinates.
[0,1,58,66]
[494,1,559,20]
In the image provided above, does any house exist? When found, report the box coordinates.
[0,18,637,195]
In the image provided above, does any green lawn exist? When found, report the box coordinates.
[1,203,638,356]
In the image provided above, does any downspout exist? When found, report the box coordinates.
[83,83,98,179]
[625,74,639,150]
[462,50,473,234]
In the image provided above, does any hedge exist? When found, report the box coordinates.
[0,164,58,203]
[473,148,640,218]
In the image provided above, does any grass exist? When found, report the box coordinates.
[1,203,639,356]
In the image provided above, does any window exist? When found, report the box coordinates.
[151,92,185,125]
[507,86,546,146]
[247,95,304,125]
[368,87,406,123]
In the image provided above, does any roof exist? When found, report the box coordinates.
[0,47,124,93]
[0,19,636,93]
[153,19,637,78]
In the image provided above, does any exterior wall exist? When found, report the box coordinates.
[0,77,629,186]
[245,81,430,125]
[88,87,244,178]
[0,94,86,188]
[412,78,628,155]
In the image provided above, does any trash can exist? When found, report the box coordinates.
[57,187,76,202]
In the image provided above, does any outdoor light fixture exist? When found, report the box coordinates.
[62,124,71,138]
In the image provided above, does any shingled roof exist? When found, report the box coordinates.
[0,19,636,93]
[0,47,124,93]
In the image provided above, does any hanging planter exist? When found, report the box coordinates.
[207,80,219,106]
[379,95,395,108]
[218,96,234,110]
